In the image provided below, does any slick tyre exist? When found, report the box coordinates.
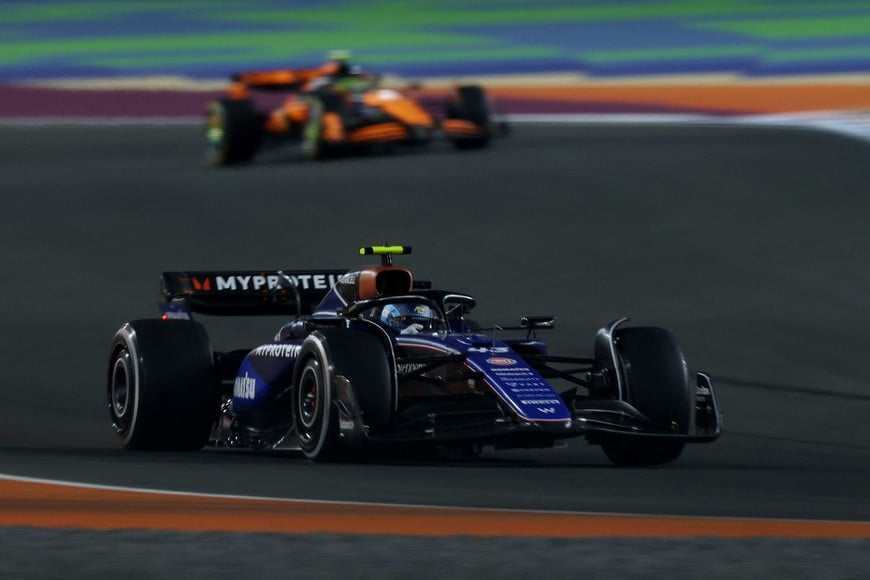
[107,319,218,451]
[320,327,393,430]
[292,329,393,461]
[292,336,343,460]
[600,327,691,466]
[447,85,492,150]
[206,99,261,165]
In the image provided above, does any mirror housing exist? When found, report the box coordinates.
[521,316,556,330]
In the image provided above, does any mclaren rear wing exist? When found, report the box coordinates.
[229,66,328,92]
[160,270,347,317]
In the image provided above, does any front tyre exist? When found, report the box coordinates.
[446,85,492,150]
[600,436,685,467]
[600,327,691,466]
[107,319,218,451]
[292,338,343,460]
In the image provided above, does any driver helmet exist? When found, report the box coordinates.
[380,303,438,334]
[326,49,353,76]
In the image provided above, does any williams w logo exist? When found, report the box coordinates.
[537,407,557,414]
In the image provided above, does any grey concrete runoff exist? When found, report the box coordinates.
[1,528,868,579]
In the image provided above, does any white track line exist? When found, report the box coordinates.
[2,472,867,525]
[3,111,870,143]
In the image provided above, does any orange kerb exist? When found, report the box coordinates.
[1,477,869,537]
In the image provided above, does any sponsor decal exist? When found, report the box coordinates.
[465,349,570,420]
[187,273,342,293]
[397,362,429,375]
[161,310,191,320]
[251,344,301,358]
[375,89,401,101]
[216,275,280,291]
[468,346,510,354]
[191,277,212,291]
[339,418,355,431]
[519,398,562,405]
[233,372,256,400]
[486,357,517,367]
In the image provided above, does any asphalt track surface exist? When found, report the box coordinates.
[1,123,869,576]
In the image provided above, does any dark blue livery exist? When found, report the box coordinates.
[107,246,721,464]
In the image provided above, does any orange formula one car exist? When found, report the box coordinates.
[205,53,502,165]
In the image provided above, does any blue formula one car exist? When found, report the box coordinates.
[107,246,721,465]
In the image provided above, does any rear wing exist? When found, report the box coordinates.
[160,270,346,317]
[230,66,329,92]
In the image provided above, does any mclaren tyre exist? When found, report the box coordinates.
[206,98,261,165]
[446,85,493,150]
[107,319,218,451]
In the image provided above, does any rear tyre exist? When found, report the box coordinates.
[600,327,691,466]
[107,320,218,451]
[206,99,261,165]
[447,85,492,150]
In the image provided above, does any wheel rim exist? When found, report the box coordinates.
[296,361,322,447]
[109,348,133,433]
[301,122,321,158]
[205,103,226,160]
[299,369,319,428]
[301,97,323,159]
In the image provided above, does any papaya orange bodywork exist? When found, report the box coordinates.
[363,91,434,127]
[322,112,345,142]
[228,82,249,100]
[265,111,288,133]
[346,123,408,143]
[236,69,318,88]
[214,63,493,160]
[442,119,483,136]
[284,99,309,124]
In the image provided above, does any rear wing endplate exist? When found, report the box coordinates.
[160,270,346,316]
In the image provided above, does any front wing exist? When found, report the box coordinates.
[332,371,721,449]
